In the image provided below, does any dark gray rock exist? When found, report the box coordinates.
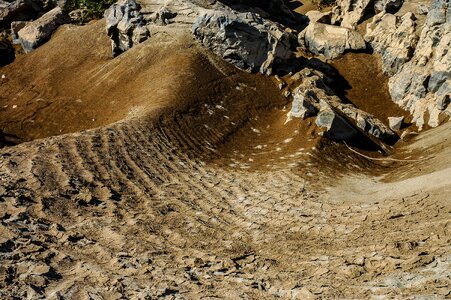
[105,0,150,57]
[192,9,296,75]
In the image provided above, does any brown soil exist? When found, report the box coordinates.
[329,53,413,127]
[291,0,323,14]
[0,15,450,300]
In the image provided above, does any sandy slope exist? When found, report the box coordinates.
[0,17,450,300]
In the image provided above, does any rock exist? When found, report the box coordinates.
[301,22,366,59]
[0,0,40,27]
[365,12,418,76]
[105,0,150,57]
[388,116,404,130]
[149,7,177,25]
[316,105,359,140]
[417,4,429,15]
[274,75,286,90]
[331,0,404,29]
[374,0,403,14]
[388,0,451,129]
[336,102,396,142]
[17,6,69,53]
[287,89,317,119]
[217,0,306,27]
[306,10,332,24]
[288,70,396,145]
[11,20,28,41]
[331,0,373,29]
[192,9,296,75]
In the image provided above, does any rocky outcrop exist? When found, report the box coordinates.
[17,6,69,53]
[331,0,403,29]
[300,22,366,59]
[0,0,40,28]
[192,9,296,75]
[105,0,150,57]
[388,0,450,128]
[365,12,418,76]
[287,69,396,145]
[331,0,373,29]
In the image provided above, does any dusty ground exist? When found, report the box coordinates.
[0,12,450,300]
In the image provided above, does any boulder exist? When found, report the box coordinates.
[316,105,358,140]
[0,0,41,28]
[17,6,69,53]
[287,89,317,120]
[365,12,418,76]
[388,116,404,131]
[301,22,366,59]
[388,0,451,128]
[10,20,28,42]
[105,0,150,57]
[192,9,296,75]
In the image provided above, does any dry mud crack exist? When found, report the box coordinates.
[0,6,450,300]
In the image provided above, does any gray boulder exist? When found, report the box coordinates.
[17,6,69,53]
[301,22,366,59]
[192,9,295,75]
[288,89,317,120]
[365,12,418,76]
[388,0,451,128]
[105,0,150,57]
[316,105,358,140]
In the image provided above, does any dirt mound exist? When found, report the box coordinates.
[0,12,450,300]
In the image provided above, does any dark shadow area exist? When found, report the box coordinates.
[0,130,21,148]
[0,39,15,67]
